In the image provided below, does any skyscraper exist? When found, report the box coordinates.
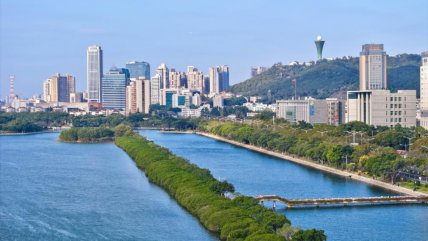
[126,78,151,114]
[87,45,103,102]
[209,65,229,95]
[314,36,325,61]
[150,74,161,105]
[43,73,75,103]
[420,51,428,129]
[156,63,169,89]
[126,61,150,80]
[359,44,387,90]
[187,67,204,92]
[101,67,130,109]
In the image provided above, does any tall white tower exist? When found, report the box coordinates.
[87,45,103,102]
[156,63,169,89]
[420,51,428,129]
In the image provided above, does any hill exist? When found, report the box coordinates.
[230,54,421,101]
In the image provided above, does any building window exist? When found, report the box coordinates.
[390,97,393,101]
[390,104,393,108]
[391,118,393,122]
[399,104,402,108]
[399,97,401,101]
[390,111,393,115]
[399,118,401,122]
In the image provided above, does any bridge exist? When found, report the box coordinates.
[255,195,428,208]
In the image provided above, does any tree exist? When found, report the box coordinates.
[291,229,327,241]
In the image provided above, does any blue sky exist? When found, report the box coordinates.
[1,0,427,98]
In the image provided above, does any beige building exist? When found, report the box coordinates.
[276,98,335,125]
[420,51,428,129]
[359,44,387,90]
[187,69,204,92]
[126,78,151,114]
[346,90,416,127]
[169,69,186,89]
[43,73,75,103]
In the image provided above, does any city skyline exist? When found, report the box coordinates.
[1,0,428,98]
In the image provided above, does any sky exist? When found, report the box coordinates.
[1,0,427,98]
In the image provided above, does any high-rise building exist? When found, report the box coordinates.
[187,67,204,92]
[169,69,187,89]
[126,61,150,80]
[43,73,75,103]
[101,67,130,109]
[209,65,229,95]
[126,78,151,114]
[156,63,169,89]
[359,44,387,90]
[314,36,325,60]
[346,90,416,127]
[420,51,428,129]
[150,74,161,105]
[87,45,103,102]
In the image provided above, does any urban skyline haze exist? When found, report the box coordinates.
[1,0,427,98]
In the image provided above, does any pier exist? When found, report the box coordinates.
[255,195,428,208]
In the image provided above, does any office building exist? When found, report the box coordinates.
[419,51,428,129]
[346,90,416,127]
[314,36,325,60]
[156,63,169,89]
[150,74,161,105]
[126,61,150,80]
[87,45,103,102]
[43,73,75,103]
[276,98,328,124]
[359,44,387,90]
[126,78,151,114]
[101,67,130,109]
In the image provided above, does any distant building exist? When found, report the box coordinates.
[43,73,75,103]
[346,90,416,127]
[251,66,267,77]
[209,65,229,95]
[187,68,204,92]
[87,45,103,102]
[213,95,224,108]
[156,63,169,89]
[169,69,187,89]
[101,67,130,109]
[150,74,161,105]
[314,36,325,60]
[125,61,150,80]
[126,78,150,114]
[359,44,387,90]
[419,51,428,129]
[326,98,344,126]
[70,92,83,103]
[276,98,330,124]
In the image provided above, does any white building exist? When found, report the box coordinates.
[150,74,161,105]
[359,44,387,90]
[276,98,330,124]
[213,95,224,108]
[87,45,103,102]
[346,90,416,128]
[420,51,428,129]
[156,63,169,89]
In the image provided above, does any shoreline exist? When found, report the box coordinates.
[0,130,60,136]
[194,132,428,197]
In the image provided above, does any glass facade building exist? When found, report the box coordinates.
[101,67,130,109]
[87,45,103,102]
[125,61,150,80]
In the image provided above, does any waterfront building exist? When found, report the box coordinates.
[314,36,325,60]
[276,98,328,124]
[150,74,161,105]
[359,44,387,90]
[87,45,103,102]
[125,61,150,80]
[346,90,416,128]
[420,51,428,129]
[326,98,344,125]
[126,78,150,114]
[156,63,169,89]
[101,67,130,109]
[43,73,75,103]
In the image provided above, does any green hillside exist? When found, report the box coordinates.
[231,54,421,101]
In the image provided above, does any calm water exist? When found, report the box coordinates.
[140,130,428,241]
[0,133,216,241]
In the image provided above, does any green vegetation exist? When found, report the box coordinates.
[201,120,428,189]
[0,112,69,133]
[59,124,135,143]
[231,54,421,101]
[115,134,324,241]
